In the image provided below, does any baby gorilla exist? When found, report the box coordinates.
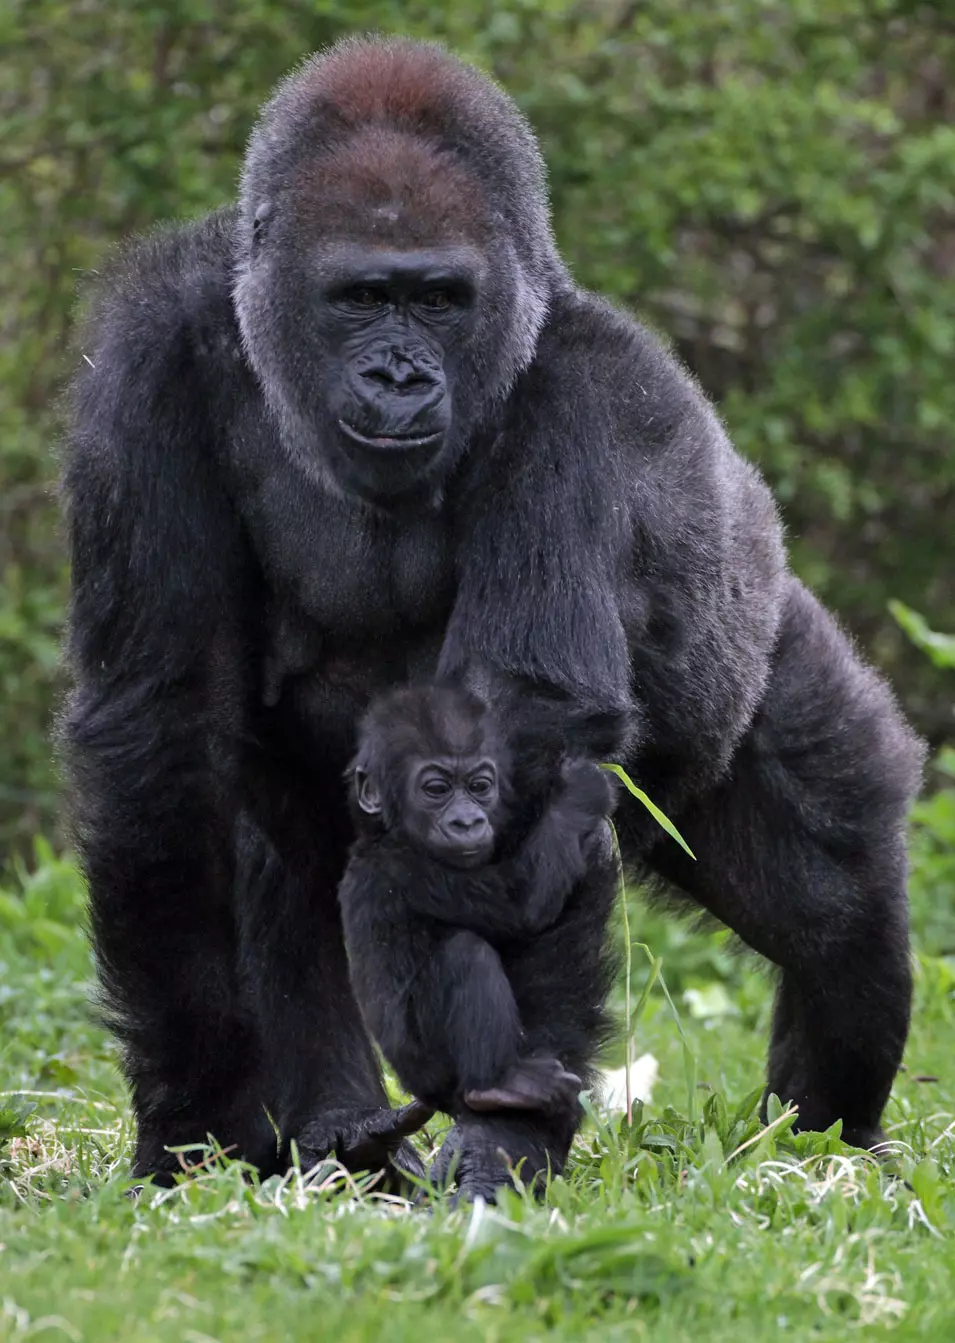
[338,685,616,1122]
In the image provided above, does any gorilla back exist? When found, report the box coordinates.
[62,35,923,1192]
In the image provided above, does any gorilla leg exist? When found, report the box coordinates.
[385,930,525,1109]
[66,682,279,1185]
[641,579,923,1148]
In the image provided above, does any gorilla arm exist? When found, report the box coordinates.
[64,220,416,1184]
[61,222,279,1180]
[434,292,787,1199]
[498,759,616,932]
[440,289,786,814]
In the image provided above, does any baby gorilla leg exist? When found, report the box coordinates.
[437,932,578,1115]
[435,930,523,1101]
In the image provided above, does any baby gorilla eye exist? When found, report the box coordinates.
[422,778,452,800]
[468,776,494,799]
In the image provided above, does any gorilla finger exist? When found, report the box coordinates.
[390,1098,437,1139]
[389,1138,429,1188]
[430,1125,463,1189]
[464,1085,537,1112]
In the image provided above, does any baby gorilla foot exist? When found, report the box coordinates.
[432,1108,578,1202]
[294,1100,434,1189]
[464,1056,582,1113]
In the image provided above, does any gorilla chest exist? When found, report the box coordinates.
[307,510,453,635]
[300,512,453,644]
[258,506,453,755]
[245,473,455,637]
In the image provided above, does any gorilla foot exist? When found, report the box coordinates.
[432,1112,573,1203]
[762,1084,890,1154]
[430,1124,506,1203]
[294,1100,433,1190]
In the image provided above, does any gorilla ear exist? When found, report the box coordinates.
[252,200,273,249]
[355,769,382,816]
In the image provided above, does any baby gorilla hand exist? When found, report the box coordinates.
[557,759,616,838]
[519,759,616,932]
[464,1056,582,1114]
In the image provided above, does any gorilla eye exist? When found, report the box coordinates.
[422,778,452,800]
[469,776,494,799]
[418,289,454,312]
[345,287,388,310]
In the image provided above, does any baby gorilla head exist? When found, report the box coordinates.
[349,685,512,868]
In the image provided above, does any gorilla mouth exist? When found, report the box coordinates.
[338,421,443,452]
[441,847,490,870]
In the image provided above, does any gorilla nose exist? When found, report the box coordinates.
[360,352,438,393]
[448,813,489,838]
[345,345,449,448]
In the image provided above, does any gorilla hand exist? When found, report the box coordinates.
[295,1100,434,1190]
[464,1056,582,1114]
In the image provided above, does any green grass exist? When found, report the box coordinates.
[3,834,955,1341]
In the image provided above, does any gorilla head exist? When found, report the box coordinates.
[234,38,565,504]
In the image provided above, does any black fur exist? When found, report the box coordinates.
[338,686,618,1133]
[61,35,923,1192]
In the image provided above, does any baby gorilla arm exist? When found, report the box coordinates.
[399,863,534,940]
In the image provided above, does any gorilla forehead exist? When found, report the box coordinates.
[296,127,495,251]
[360,686,499,766]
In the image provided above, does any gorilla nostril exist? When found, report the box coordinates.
[362,367,394,388]
[362,366,435,392]
[450,815,486,836]
[399,370,435,390]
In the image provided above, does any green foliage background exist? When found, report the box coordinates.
[2,0,954,855]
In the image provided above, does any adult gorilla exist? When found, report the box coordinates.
[62,36,923,1194]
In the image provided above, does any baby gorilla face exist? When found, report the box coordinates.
[404,754,500,867]
[350,684,512,867]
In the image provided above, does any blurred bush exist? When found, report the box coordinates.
[2,0,954,856]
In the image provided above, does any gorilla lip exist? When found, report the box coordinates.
[338,420,443,452]
[445,848,488,868]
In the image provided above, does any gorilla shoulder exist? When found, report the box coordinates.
[75,208,243,391]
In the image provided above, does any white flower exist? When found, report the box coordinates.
[600,1053,659,1112]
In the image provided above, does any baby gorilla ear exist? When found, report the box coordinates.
[354,769,383,816]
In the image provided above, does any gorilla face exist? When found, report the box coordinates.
[315,243,481,501]
[236,221,496,505]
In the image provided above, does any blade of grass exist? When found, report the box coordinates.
[601,764,696,859]
[608,821,633,1123]
[632,940,698,1122]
